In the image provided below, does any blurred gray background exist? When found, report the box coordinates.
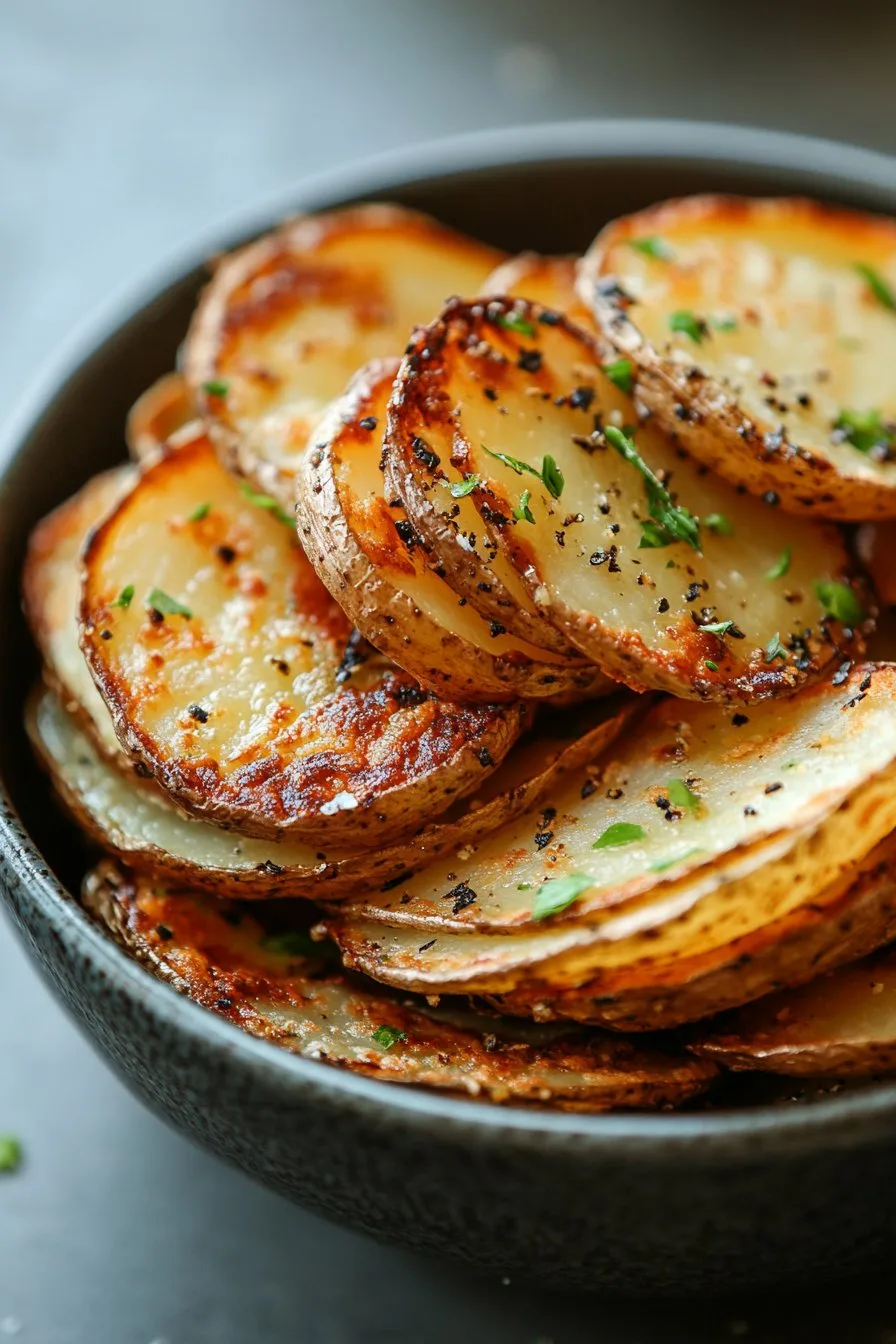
[2,2,896,1341]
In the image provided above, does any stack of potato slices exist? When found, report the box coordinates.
[22,196,896,1110]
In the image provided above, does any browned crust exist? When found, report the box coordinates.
[580,194,896,521]
[386,295,866,703]
[125,373,196,463]
[297,357,611,703]
[82,861,715,1110]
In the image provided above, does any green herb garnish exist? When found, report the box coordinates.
[483,446,542,480]
[593,822,647,850]
[854,262,896,313]
[764,632,788,663]
[704,513,733,536]
[815,580,864,627]
[604,425,701,551]
[629,236,674,261]
[666,777,700,813]
[766,547,791,580]
[147,589,192,619]
[202,379,229,397]
[445,474,480,498]
[496,311,536,337]
[513,489,535,524]
[187,502,212,523]
[240,482,295,528]
[704,660,719,672]
[541,454,564,500]
[698,620,736,637]
[834,408,894,456]
[372,1025,408,1050]
[112,584,135,609]
[0,1136,21,1173]
[532,872,594,921]
[603,357,633,394]
[669,310,707,344]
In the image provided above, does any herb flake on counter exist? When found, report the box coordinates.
[854,262,896,313]
[240,482,295,528]
[147,589,192,619]
[604,425,701,551]
[593,822,647,850]
[373,1025,408,1050]
[112,584,135,609]
[766,547,791,580]
[815,580,864,627]
[532,871,593,920]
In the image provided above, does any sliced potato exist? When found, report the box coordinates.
[298,358,610,702]
[481,253,594,326]
[30,683,635,900]
[80,431,528,844]
[22,465,135,758]
[384,296,867,701]
[184,204,504,508]
[580,195,896,519]
[126,373,196,463]
[342,663,896,937]
[856,523,896,608]
[691,940,896,1077]
[83,862,715,1110]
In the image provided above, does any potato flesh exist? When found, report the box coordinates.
[390,300,859,699]
[81,434,523,840]
[85,863,714,1109]
[348,667,896,935]
[593,199,896,488]
[190,208,503,498]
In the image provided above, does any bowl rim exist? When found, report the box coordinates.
[4,116,896,1158]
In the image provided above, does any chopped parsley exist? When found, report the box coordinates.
[604,425,701,551]
[187,501,212,523]
[704,659,719,672]
[669,310,707,344]
[697,619,737,637]
[766,547,791,580]
[260,930,322,958]
[593,822,646,850]
[666,777,700,813]
[854,262,896,313]
[704,513,733,536]
[0,1136,21,1173]
[147,589,192,619]
[532,871,593,920]
[372,1025,407,1050]
[512,489,535,524]
[815,580,864,627]
[541,454,565,500]
[111,584,135,609]
[629,235,674,261]
[202,379,229,397]
[650,848,702,873]
[764,632,788,663]
[445,474,480,498]
[834,408,894,456]
[603,357,633,394]
[496,311,536,337]
[483,446,542,480]
[240,482,295,527]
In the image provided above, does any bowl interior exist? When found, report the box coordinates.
[4,123,896,1129]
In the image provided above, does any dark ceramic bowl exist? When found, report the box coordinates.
[4,120,896,1296]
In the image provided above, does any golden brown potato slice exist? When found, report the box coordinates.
[298,358,610,702]
[691,941,896,1077]
[341,663,896,938]
[80,431,528,845]
[183,204,504,508]
[856,523,896,608]
[126,373,196,463]
[30,683,635,901]
[22,465,135,758]
[580,195,896,519]
[384,296,867,702]
[481,253,594,328]
[83,862,715,1110]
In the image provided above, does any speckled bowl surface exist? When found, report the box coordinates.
[4,120,896,1295]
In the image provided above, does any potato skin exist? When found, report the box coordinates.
[580,195,896,520]
[297,358,611,703]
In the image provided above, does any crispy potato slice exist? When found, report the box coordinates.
[856,523,896,608]
[340,664,896,937]
[83,862,715,1110]
[126,373,196,463]
[80,432,528,844]
[691,941,896,1077]
[30,683,635,900]
[183,204,504,508]
[481,253,593,322]
[384,296,866,701]
[298,358,610,702]
[22,465,135,758]
[580,195,896,519]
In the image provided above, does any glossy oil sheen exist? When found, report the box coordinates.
[3,122,896,1294]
